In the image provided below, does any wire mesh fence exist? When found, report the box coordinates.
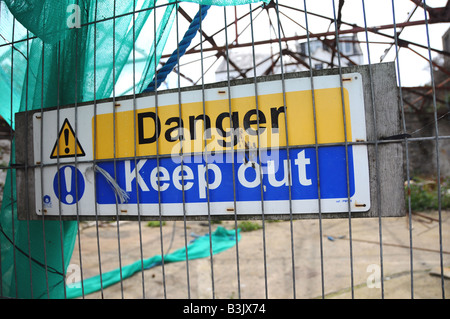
[0,0,449,300]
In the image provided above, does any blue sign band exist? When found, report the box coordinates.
[95,146,355,204]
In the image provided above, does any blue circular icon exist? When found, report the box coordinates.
[53,165,85,205]
[43,195,51,204]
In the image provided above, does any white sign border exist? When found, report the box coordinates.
[33,73,370,217]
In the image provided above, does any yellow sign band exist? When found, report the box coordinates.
[93,87,351,160]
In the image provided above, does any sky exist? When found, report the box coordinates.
[2,0,447,95]
[149,0,450,89]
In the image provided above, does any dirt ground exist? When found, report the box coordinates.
[68,210,450,299]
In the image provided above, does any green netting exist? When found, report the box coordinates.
[0,0,266,299]
[1,0,168,299]
[180,0,267,5]
[66,226,240,299]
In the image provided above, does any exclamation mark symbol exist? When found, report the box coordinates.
[64,166,74,204]
[64,128,70,154]
[53,165,85,205]
[50,119,85,159]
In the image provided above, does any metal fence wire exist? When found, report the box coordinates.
[0,0,449,300]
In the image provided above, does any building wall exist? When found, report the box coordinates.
[405,111,450,179]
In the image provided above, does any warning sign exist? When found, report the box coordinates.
[50,118,86,159]
[28,71,373,218]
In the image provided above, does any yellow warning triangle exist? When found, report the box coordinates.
[50,118,86,159]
